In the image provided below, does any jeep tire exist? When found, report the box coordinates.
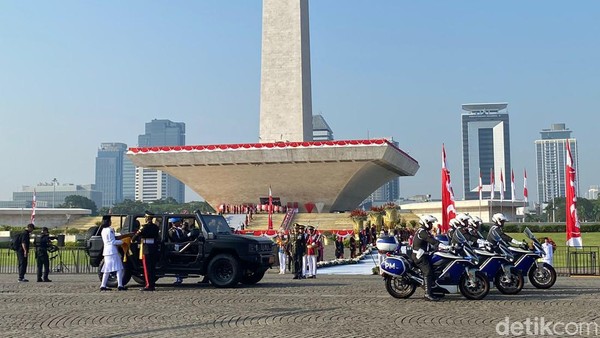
[207,254,241,288]
[240,268,267,285]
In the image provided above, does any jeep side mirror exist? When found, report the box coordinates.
[207,232,215,240]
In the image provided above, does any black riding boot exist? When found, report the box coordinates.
[424,276,440,301]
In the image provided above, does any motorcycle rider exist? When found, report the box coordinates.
[449,213,480,247]
[467,216,489,248]
[487,213,526,248]
[411,215,449,301]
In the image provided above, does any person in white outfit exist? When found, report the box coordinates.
[275,229,289,274]
[99,216,128,291]
[541,237,554,266]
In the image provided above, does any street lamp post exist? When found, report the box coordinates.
[52,178,58,208]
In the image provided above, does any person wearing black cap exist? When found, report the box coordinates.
[17,223,35,282]
[35,227,57,282]
[291,223,306,280]
[132,211,160,291]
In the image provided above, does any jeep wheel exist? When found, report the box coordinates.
[240,268,267,285]
[207,254,241,288]
[97,260,131,288]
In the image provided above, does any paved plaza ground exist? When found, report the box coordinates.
[1,270,599,338]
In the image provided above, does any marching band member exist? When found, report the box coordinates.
[305,226,320,279]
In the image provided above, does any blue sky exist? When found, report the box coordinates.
[1,1,598,204]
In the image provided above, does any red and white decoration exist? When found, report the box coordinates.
[565,141,582,247]
[30,189,36,225]
[478,168,483,201]
[267,186,273,230]
[490,168,495,200]
[511,169,516,202]
[441,144,456,234]
[499,170,505,202]
[523,169,529,203]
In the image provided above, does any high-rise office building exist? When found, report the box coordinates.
[15,184,102,210]
[461,103,512,201]
[312,114,333,141]
[95,143,127,208]
[135,119,185,203]
[122,156,136,201]
[535,123,579,205]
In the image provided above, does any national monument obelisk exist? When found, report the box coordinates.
[259,0,313,143]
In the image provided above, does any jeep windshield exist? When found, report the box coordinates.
[203,215,232,235]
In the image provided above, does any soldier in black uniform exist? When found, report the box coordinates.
[35,227,57,282]
[132,211,160,291]
[411,215,446,301]
[16,223,35,282]
[291,224,307,280]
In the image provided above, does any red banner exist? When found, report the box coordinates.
[565,141,582,247]
[441,144,456,234]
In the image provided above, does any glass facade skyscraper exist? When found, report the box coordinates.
[461,103,512,201]
[535,123,578,205]
[135,119,186,203]
[95,143,127,208]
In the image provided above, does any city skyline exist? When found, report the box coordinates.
[1,1,598,205]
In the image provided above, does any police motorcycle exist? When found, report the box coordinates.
[436,218,524,295]
[508,227,557,289]
[474,227,524,294]
[378,230,490,300]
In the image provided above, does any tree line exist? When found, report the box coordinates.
[58,195,214,216]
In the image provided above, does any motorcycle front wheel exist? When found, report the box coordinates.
[495,269,524,295]
[528,263,557,289]
[384,275,417,299]
[459,271,489,300]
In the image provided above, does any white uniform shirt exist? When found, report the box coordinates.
[102,227,123,256]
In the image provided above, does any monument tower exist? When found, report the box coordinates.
[259,0,313,143]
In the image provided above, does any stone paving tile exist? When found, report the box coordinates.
[0,273,599,337]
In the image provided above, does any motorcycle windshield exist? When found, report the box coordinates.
[453,229,467,245]
[490,228,504,244]
[524,227,542,247]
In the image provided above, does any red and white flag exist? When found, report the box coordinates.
[267,186,273,230]
[30,189,36,225]
[441,144,456,234]
[490,168,495,200]
[523,169,529,203]
[478,168,483,201]
[565,141,582,247]
[499,170,505,202]
[511,169,516,202]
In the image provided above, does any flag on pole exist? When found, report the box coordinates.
[511,169,516,202]
[500,170,505,202]
[30,189,36,225]
[565,141,582,247]
[490,168,495,200]
[523,169,529,203]
[441,144,456,234]
[267,186,273,230]
[478,168,483,201]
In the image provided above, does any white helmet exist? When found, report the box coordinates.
[448,218,462,230]
[492,213,508,226]
[456,213,471,225]
[468,216,483,229]
[419,214,438,230]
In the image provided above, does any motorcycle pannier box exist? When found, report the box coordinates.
[376,236,398,252]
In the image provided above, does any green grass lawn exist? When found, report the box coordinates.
[507,232,600,247]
